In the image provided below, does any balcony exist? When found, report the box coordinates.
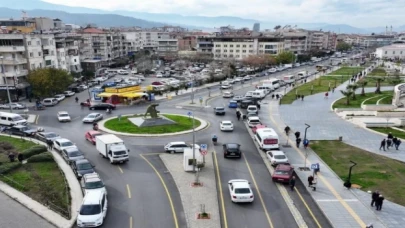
[2,70,29,77]
[1,58,28,65]
[0,46,25,52]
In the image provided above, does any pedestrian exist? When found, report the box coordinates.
[387,138,392,149]
[276,94,280,99]
[272,94,275,99]
[376,195,385,211]
[395,139,402,150]
[332,87,335,93]
[387,132,393,140]
[294,131,301,139]
[393,137,398,147]
[8,152,15,162]
[289,176,296,191]
[296,137,302,147]
[301,95,304,101]
[236,110,241,121]
[257,103,261,110]
[324,92,329,99]
[303,138,309,149]
[379,139,386,151]
[371,190,379,207]
[47,139,53,150]
[308,175,314,187]
[17,153,24,163]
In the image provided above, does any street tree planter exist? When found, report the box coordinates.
[196,213,211,219]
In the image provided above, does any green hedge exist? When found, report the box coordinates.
[21,145,47,159]
[0,162,22,174]
[27,152,54,163]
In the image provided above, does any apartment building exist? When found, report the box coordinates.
[281,31,309,54]
[79,28,111,65]
[121,31,141,55]
[178,36,197,51]
[0,19,36,33]
[138,31,178,55]
[55,33,82,73]
[360,35,395,48]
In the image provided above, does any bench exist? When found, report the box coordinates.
[364,122,396,128]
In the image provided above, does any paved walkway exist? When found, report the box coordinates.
[273,82,405,227]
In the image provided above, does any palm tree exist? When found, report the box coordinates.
[375,77,384,94]
[357,81,368,96]
[340,90,354,105]
[347,84,359,100]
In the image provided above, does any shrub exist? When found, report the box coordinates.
[0,162,22,174]
[27,152,54,163]
[21,145,47,159]
[0,142,14,151]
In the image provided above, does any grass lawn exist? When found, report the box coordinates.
[0,136,36,164]
[332,91,392,109]
[378,95,393,104]
[327,67,364,76]
[368,68,387,76]
[369,127,405,140]
[311,140,405,206]
[280,76,351,104]
[361,77,402,88]
[104,114,202,134]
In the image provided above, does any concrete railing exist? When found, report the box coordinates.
[376,111,405,117]
[361,104,396,111]
[334,108,364,113]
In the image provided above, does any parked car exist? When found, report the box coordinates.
[57,111,71,122]
[54,94,66,102]
[228,179,254,203]
[53,138,77,152]
[89,103,116,111]
[64,91,75,97]
[233,95,245,102]
[247,116,261,128]
[76,190,107,227]
[42,98,58,107]
[80,173,107,196]
[83,113,103,123]
[214,107,226,115]
[271,164,294,183]
[85,130,103,145]
[222,91,234,98]
[164,142,200,153]
[62,147,85,164]
[0,103,26,109]
[223,143,241,158]
[3,125,37,137]
[266,150,289,166]
[228,100,238,108]
[220,120,234,132]
[71,159,96,179]
[35,132,61,142]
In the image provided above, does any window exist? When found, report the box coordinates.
[230,45,233,47]
[249,45,253,48]
[259,45,263,48]
[242,50,246,53]
[224,50,227,52]
[236,55,240,58]
[215,44,221,47]
[224,45,227,47]
[27,41,31,46]
[265,45,276,49]
[31,64,35,69]
[259,50,263,53]
[39,63,42,68]
[29,52,33,57]
[236,45,240,48]
[230,50,233,53]
[385,51,387,54]
[393,51,396,54]
[401,51,403,54]
[242,45,246,48]
[229,54,233,58]
[249,50,253,53]
[101,195,106,208]
[51,51,54,55]
[215,50,220,53]
[236,50,240,53]
[22,65,26,69]
[215,54,221,58]
[38,52,42,56]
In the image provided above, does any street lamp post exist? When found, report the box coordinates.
[344,160,357,189]
[303,123,310,168]
[191,111,196,172]
[0,56,13,113]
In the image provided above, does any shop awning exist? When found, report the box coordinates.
[121,92,148,98]
[97,92,117,98]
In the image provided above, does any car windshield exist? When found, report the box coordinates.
[69,151,83,157]
[79,204,101,215]
[59,114,69,117]
[274,170,289,175]
[222,122,232,126]
[45,133,58,138]
[20,126,29,131]
[78,163,93,170]
[88,114,97,118]
[114,151,127,155]
[235,188,251,194]
[85,181,105,189]
[12,116,24,121]
[61,142,74,147]
[274,155,286,159]
[216,108,225,111]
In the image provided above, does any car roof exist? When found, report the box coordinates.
[225,143,239,148]
[247,105,257,108]
[58,111,69,114]
[64,147,80,152]
[87,113,100,116]
[42,132,57,136]
[215,107,225,109]
[76,159,90,164]
[229,179,250,188]
[268,150,285,156]
[12,125,25,128]
[276,164,293,170]
[221,120,232,124]
[248,116,260,120]
[83,173,102,182]
[55,138,72,143]
[82,190,103,205]
[169,141,186,145]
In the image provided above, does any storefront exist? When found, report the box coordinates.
[96,86,148,104]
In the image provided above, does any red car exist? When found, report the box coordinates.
[85,130,103,145]
[271,164,294,183]
[252,124,266,134]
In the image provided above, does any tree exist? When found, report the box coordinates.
[336,42,352,52]
[274,25,281,30]
[27,68,73,98]
[276,51,296,64]
[297,54,311,63]
[357,80,368,96]
[347,84,358,100]
[374,77,384,94]
[81,71,94,81]
[340,89,354,105]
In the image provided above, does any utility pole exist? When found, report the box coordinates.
[0,56,13,113]
[191,111,196,172]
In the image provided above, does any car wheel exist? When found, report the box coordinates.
[170,150,175,154]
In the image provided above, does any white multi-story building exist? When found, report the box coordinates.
[138,31,178,55]
[55,33,82,73]
[121,31,141,54]
[0,34,28,87]
[39,34,58,68]
[375,44,405,59]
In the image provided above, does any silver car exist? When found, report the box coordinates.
[0,103,26,109]
[62,147,85,164]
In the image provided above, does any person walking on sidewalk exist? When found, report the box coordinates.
[308,175,314,187]
[257,103,261,110]
[387,132,394,140]
[379,139,386,151]
[296,137,302,148]
[376,195,385,211]
[289,176,296,191]
[303,139,309,149]
[301,95,304,101]
[387,138,392,149]
[371,190,379,207]
[47,140,53,150]
[395,139,402,150]
[393,137,398,148]
[236,110,241,121]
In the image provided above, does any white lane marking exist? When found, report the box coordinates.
[316,199,359,202]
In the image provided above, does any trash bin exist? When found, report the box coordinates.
[338,136,343,141]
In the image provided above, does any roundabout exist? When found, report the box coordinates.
[99,113,208,136]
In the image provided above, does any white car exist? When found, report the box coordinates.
[164,142,200,153]
[228,179,254,203]
[79,84,88,90]
[222,91,234,98]
[54,94,66,102]
[266,150,289,166]
[0,103,26,109]
[268,68,277,73]
[83,113,103,123]
[95,76,107,82]
[53,138,77,152]
[81,173,108,196]
[77,190,107,228]
[64,91,75,97]
[243,75,251,81]
[57,111,71,122]
[234,77,243,82]
[220,121,234,132]
[156,73,163,78]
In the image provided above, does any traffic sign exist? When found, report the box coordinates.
[200,150,208,156]
[200,144,208,155]
[311,164,319,170]
[187,111,192,117]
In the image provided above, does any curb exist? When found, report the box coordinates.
[98,113,210,137]
[0,134,82,228]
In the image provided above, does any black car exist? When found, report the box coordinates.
[223,143,242,158]
[89,103,116,111]
[214,107,226,115]
[35,132,61,142]
[71,159,96,179]
[3,125,37,137]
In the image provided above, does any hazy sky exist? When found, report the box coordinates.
[42,0,402,27]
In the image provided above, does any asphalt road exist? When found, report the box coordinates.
[28,61,335,228]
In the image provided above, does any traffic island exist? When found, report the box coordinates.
[99,113,208,137]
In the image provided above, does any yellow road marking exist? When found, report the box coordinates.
[243,154,274,228]
[129,216,133,228]
[118,166,124,174]
[140,154,179,228]
[268,104,367,228]
[294,187,322,228]
[126,184,132,199]
[212,151,228,228]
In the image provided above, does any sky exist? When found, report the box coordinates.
[41,0,403,27]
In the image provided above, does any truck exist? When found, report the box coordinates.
[96,134,130,164]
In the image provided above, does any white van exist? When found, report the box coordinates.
[256,86,272,94]
[245,91,254,98]
[42,98,59,106]
[117,69,128,75]
[0,112,27,126]
[252,90,266,99]
[297,71,308,80]
[255,128,280,150]
[76,190,108,227]
[263,79,280,90]
[247,105,258,114]
[283,75,296,84]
